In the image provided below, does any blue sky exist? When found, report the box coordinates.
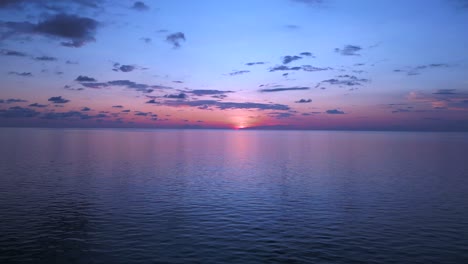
[1,0,468,130]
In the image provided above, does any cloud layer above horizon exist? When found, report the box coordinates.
[1,0,468,131]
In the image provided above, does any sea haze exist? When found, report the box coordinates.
[1,128,467,263]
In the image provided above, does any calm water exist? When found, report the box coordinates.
[1,128,467,263]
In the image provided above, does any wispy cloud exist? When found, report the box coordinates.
[335,45,362,56]
[260,87,310,93]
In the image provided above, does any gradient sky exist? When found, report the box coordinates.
[1,0,468,130]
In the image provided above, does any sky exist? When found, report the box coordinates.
[1,0,468,131]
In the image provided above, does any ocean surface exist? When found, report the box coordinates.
[1,128,467,263]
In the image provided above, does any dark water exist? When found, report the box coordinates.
[1,128,467,263]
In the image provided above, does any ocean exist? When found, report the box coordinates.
[1,128,467,263]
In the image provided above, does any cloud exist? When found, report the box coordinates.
[0,0,103,10]
[317,75,370,88]
[282,55,302,64]
[75,75,96,82]
[113,63,136,72]
[34,56,57,61]
[112,105,123,108]
[8,71,32,77]
[326,109,345,114]
[188,90,234,96]
[78,79,171,93]
[1,98,28,103]
[1,14,99,47]
[299,52,313,57]
[107,80,159,93]
[132,1,149,11]
[135,112,149,116]
[1,49,27,57]
[229,70,250,76]
[42,111,92,120]
[335,45,362,56]
[29,103,47,108]
[166,32,185,48]
[269,65,330,72]
[164,100,290,111]
[146,99,159,104]
[245,62,265,66]
[48,96,70,104]
[0,106,40,118]
[407,89,468,110]
[164,93,187,99]
[270,112,295,119]
[394,63,450,76]
[433,89,456,95]
[259,86,310,92]
[81,82,108,89]
[295,98,312,103]
[81,107,91,111]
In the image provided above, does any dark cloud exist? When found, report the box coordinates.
[81,82,108,89]
[29,103,47,108]
[295,98,312,103]
[1,14,98,47]
[282,55,302,64]
[433,89,456,95]
[188,90,234,96]
[79,79,171,93]
[269,65,330,72]
[335,45,362,56]
[259,86,310,93]
[48,96,69,104]
[132,1,149,11]
[75,75,96,82]
[42,111,92,120]
[245,62,265,66]
[1,49,27,57]
[0,0,103,10]
[299,52,313,57]
[1,98,28,103]
[166,100,291,111]
[317,75,370,88]
[301,65,331,72]
[135,112,149,116]
[34,56,57,61]
[164,93,187,99]
[326,109,345,114]
[113,63,136,72]
[0,106,40,118]
[269,65,302,71]
[112,105,123,108]
[146,99,159,104]
[81,107,91,111]
[173,80,183,83]
[66,60,78,65]
[229,70,250,76]
[121,109,131,113]
[166,32,185,48]
[8,71,32,77]
[107,80,158,93]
